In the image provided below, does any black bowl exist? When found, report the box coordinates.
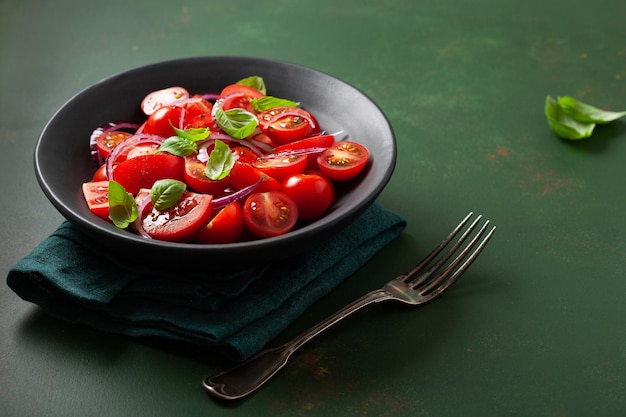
[34,56,396,269]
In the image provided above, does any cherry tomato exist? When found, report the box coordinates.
[196,201,244,244]
[142,105,183,137]
[249,133,280,149]
[229,161,281,193]
[257,106,320,145]
[82,181,110,220]
[273,134,335,169]
[183,153,230,195]
[95,131,132,159]
[243,191,298,238]
[92,164,107,182]
[253,154,307,182]
[141,86,189,115]
[281,172,335,221]
[140,192,213,242]
[231,146,259,165]
[125,142,160,160]
[112,154,185,195]
[181,97,215,130]
[219,84,265,113]
[316,141,370,182]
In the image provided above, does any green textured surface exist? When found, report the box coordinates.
[2,0,625,415]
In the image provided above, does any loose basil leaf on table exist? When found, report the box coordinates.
[545,96,596,140]
[557,96,626,124]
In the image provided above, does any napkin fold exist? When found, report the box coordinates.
[7,203,406,361]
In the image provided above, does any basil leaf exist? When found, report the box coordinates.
[205,139,235,180]
[214,103,259,139]
[236,76,266,94]
[150,179,186,211]
[108,180,138,229]
[250,96,300,112]
[545,96,596,140]
[557,96,626,124]
[157,136,198,156]
[172,126,210,141]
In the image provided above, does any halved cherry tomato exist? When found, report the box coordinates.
[125,142,160,160]
[257,106,320,145]
[316,141,370,182]
[96,131,132,159]
[242,191,298,238]
[141,86,189,115]
[82,181,110,220]
[92,164,107,182]
[183,153,230,195]
[142,105,183,137]
[140,192,213,242]
[281,172,335,221]
[249,132,280,149]
[229,161,281,193]
[253,154,307,182]
[113,154,185,195]
[196,201,244,244]
[219,84,265,113]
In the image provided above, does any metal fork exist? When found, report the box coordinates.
[203,212,496,400]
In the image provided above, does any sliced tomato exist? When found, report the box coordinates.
[252,154,307,182]
[219,84,265,113]
[142,105,183,137]
[183,153,230,195]
[96,131,132,159]
[125,142,160,160]
[242,191,298,238]
[196,201,244,244]
[230,161,281,193]
[112,154,185,195]
[141,86,190,115]
[257,106,320,145]
[281,172,335,221]
[249,132,280,149]
[140,192,213,242]
[82,181,110,220]
[316,141,370,182]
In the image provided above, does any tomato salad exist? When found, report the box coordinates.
[82,76,370,243]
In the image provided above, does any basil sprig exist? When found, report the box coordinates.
[250,96,299,113]
[214,103,258,139]
[236,75,266,94]
[150,179,186,211]
[157,126,210,156]
[108,180,138,228]
[545,95,626,140]
[205,140,235,180]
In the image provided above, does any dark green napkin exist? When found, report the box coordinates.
[7,203,406,361]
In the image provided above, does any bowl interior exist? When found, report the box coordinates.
[34,56,396,267]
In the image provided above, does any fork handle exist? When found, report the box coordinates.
[203,289,392,400]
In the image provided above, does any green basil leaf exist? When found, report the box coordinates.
[545,96,596,140]
[250,96,300,113]
[108,180,138,229]
[557,96,626,124]
[157,136,198,156]
[214,103,259,139]
[204,139,235,180]
[150,179,186,211]
[236,76,266,94]
[172,126,210,141]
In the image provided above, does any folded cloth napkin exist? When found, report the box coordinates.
[7,203,406,361]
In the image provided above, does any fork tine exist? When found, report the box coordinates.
[400,211,475,285]
[420,220,496,299]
